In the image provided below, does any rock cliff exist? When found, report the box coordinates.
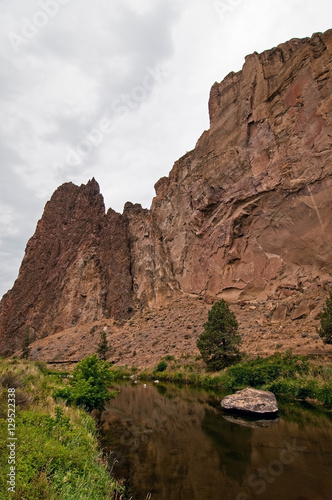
[1,29,332,356]
[0,179,133,354]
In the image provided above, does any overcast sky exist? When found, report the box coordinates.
[0,0,332,299]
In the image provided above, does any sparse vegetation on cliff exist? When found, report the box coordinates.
[0,358,124,500]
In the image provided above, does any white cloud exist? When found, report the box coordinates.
[1,0,332,298]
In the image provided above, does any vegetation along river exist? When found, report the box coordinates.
[100,382,332,500]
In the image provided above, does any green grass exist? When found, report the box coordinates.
[140,353,332,406]
[0,358,125,500]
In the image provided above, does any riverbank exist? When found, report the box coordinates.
[135,353,332,406]
[0,358,125,500]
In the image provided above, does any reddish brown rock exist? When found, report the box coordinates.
[150,29,332,304]
[271,305,288,324]
[291,303,312,321]
[0,179,133,354]
[1,30,332,356]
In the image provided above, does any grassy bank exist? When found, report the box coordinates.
[0,358,125,500]
[138,353,332,406]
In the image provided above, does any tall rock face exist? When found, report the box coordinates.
[0,179,133,354]
[150,29,332,302]
[1,29,332,354]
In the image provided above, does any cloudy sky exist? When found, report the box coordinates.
[0,0,332,299]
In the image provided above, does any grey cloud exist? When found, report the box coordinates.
[1,0,332,301]
[0,140,47,297]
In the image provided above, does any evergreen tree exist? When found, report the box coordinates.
[97,331,109,360]
[21,333,31,359]
[196,300,241,371]
[318,292,332,344]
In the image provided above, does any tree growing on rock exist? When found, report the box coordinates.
[196,300,241,371]
[318,292,332,344]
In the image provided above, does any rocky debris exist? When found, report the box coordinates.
[18,293,332,369]
[291,303,312,320]
[1,30,332,356]
[0,179,133,355]
[221,388,278,415]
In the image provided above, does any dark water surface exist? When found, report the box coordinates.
[100,382,332,500]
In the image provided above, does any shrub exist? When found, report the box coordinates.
[35,360,48,374]
[156,361,167,372]
[21,333,31,359]
[226,353,309,388]
[318,292,332,344]
[53,355,116,412]
[196,300,241,371]
[0,370,21,388]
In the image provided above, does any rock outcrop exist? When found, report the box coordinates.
[1,29,332,355]
[221,388,278,415]
[151,29,332,303]
[0,179,133,354]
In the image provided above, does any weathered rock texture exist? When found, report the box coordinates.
[151,29,332,304]
[1,29,332,355]
[221,388,278,415]
[0,179,133,354]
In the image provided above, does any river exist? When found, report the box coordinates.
[100,382,332,500]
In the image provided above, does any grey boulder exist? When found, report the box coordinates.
[221,387,278,415]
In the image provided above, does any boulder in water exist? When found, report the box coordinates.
[221,387,278,416]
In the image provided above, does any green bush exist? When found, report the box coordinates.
[318,292,332,344]
[267,378,319,401]
[53,355,116,412]
[21,333,31,359]
[317,382,332,405]
[0,358,124,500]
[156,361,168,372]
[196,300,241,371]
[226,353,309,388]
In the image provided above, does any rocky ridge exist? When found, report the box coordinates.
[1,29,332,361]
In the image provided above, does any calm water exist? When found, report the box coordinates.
[100,382,332,500]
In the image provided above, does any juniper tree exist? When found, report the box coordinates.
[318,292,332,344]
[21,333,31,359]
[97,331,109,360]
[197,300,241,371]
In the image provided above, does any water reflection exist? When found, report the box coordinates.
[201,409,252,484]
[100,383,332,500]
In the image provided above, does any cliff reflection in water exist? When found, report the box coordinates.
[100,383,332,500]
